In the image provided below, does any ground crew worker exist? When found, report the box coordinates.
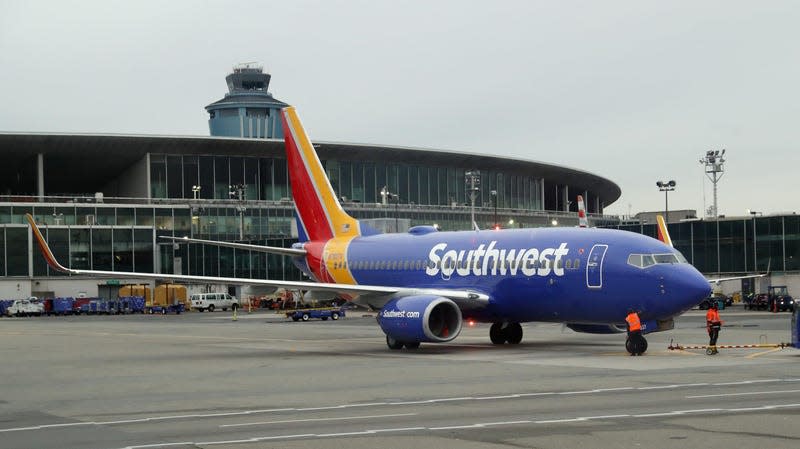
[625,309,644,356]
[706,302,723,354]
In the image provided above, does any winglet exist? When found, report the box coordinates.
[656,215,673,247]
[25,214,71,273]
[577,195,588,228]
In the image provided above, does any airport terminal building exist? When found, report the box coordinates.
[0,65,622,299]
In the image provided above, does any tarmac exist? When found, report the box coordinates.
[0,305,798,449]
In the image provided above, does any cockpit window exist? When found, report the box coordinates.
[628,253,680,268]
[653,253,679,264]
[627,254,642,267]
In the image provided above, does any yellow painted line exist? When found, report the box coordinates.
[745,347,783,359]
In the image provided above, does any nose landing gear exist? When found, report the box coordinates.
[625,335,648,355]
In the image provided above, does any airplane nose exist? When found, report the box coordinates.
[683,269,712,306]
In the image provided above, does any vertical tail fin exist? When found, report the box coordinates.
[281,107,375,241]
[656,215,673,247]
[577,195,588,228]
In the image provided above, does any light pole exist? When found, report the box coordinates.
[229,183,246,240]
[465,170,481,230]
[748,209,761,271]
[380,186,399,232]
[490,190,498,229]
[191,185,201,200]
[391,193,399,233]
[700,149,726,218]
[656,180,676,222]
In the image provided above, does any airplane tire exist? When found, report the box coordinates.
[490,322,506,344]
[405,341,421,349]
[507,323,523,344]
[386,335,404,350]
[625,336,648,355]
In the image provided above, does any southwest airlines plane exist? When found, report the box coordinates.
[26,107,711,354]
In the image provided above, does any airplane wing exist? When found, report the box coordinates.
[159,236,306,257]
[707,273,767,284]
[26,214,489,310]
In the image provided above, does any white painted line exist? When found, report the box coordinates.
[477,420,534,427]
[711,379,781,386]
[638,383,709,390]
[121,443,195,449]
[220,413,416,428]
[430,424,479,430]
[372,427,426,433]
[535,417,587,424]
[5,378,799,436]
[110,403,800,449]
[687,389,800,399]
[584,414,631,420]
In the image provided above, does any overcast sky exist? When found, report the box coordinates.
[1,1,798,217]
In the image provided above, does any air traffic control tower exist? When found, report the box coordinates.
[205,63,288,138]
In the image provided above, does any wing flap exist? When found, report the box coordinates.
[159,236,306,256]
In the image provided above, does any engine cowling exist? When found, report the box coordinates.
[566,323,627,334]
[378,295,462,343]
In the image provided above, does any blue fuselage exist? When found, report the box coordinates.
[296,227,710,326]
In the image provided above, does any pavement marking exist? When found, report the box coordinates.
[6,378,800,434]
[746,347,784,359]
[686,389,800,399]
[110,403,800,449]
[220,413,416,428]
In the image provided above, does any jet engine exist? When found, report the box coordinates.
[378,295,462,343]
[566,323,627,334]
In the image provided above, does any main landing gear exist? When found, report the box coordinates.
[386,335,421,350]
[625,335,648,356]
[490,322,523,345]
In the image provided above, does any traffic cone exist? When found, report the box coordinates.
[232,307,238,321]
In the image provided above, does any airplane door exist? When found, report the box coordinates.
[586,244,608,289]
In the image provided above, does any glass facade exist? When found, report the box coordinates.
[611,215,800,274]
[149,154,543,211]
[1,204,301,281]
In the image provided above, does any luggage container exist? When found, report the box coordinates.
[52,298,74,315]
[73,298,91,315]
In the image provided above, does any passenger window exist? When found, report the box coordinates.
[555,259,563,269]
[565,259,572,269]
[573,259,580,269]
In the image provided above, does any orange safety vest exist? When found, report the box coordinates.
[626,312,641,332]
[706,309,721,325]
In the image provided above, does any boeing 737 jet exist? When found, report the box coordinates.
[26,107,712,354]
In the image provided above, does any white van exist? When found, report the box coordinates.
[191,293,239,312]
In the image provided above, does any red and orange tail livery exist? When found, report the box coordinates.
[281,107,378,242]
[656,215,673,247]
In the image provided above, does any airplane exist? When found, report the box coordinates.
[26,106,712,354]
